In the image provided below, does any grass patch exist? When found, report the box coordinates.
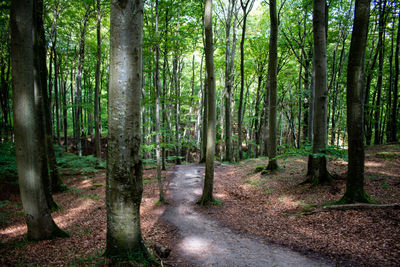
[375,152,399,160]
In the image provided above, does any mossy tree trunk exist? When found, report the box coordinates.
[340,0,371,204]
[11,0,67,240]
[105,0,151,261]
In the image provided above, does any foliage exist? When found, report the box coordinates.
[0,142,17,182]
[54,145,105,175]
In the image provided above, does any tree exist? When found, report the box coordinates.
[266,0,278,171]
[238,0,255,160]
[105,0,152,261]
[94,0,102,158]
[306,0,331,185]
[155,0,165,203]
[198,0,216,205]
[10,0,67,240]
[340,0,371,203]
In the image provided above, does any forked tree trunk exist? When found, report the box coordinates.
[340,0,371,203]
[105,0,151,260]
[11,0,67,240]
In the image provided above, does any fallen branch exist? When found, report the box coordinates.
[301,203,400,216]
[323,203,400,211]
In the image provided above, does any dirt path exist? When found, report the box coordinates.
[162,164,330,267]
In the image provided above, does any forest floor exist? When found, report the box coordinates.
[0,144,399,266]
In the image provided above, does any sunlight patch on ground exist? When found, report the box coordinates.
[0,223,27,240]
[53,199,95,228]
[278,195,298,209]
[365,162,383,167]
[179,235,211,254]
[214,193,227,199]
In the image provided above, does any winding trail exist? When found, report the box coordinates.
[162,164,330,267]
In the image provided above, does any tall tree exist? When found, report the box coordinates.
[198,0,216,205]
[94,0,102,158]
[307,0,331,184]
[11,0,67,240]
[373,0,386,145]
[36,0,64,195]
[340,0,371,203]
[105,0,152,260]
[238,0,255,160]
[389,4,399,142]
[155,0,165,203]
[219,0,238,162]
[266,0,278,170]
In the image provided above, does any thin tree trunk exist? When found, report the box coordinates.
[94,0,102,158]
[155,0,165,203]
[374,0,386,145]
[390,4,400,142]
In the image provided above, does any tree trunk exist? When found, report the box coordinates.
[74,11,89,156]
[94,0,102,158]
[11,0,67,240]
[389,4,400,142]
[155,0,165,203]
[308,0,331,184]
[340,0,371,203]
[373,0,386,145]
[238,1,249,160]
[105,0,152,260]
[267,0,278,170]
[199,0,216,205]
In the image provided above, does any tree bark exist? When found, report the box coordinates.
[74,10,89,156]
[11,0,67,240]
[105,0,151,260]
[267,0,278,170]
[155,0,165,203]
[373,0,386,145]
[389,4,400,142]
[340,0,371,203]
[199,0,216,205]
[94,0,102,158]
[238,0,254,160]
[308,0,331,184]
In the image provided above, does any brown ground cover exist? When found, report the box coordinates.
[0,167,177,266]
[0,144,399,266]
[198,144,400,266]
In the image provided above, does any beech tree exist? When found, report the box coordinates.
[340,0,371,203]
[198,0,217,205]
[306,0,332,185]
[11,0,67,240]
[105,0,152,260]
[266,0,278,171]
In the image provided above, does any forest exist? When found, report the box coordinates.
[0,0,399,266]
